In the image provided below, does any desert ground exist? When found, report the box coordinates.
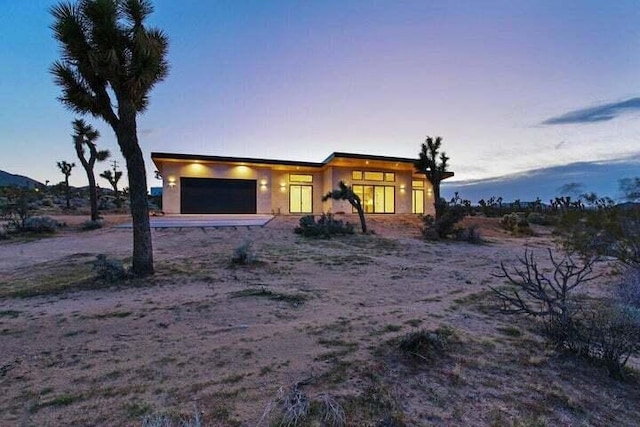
[1,214,638,426]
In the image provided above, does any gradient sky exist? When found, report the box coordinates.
[1,0,639,197]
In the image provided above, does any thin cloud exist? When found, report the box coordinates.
[542,97,640,125]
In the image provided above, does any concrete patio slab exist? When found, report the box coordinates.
[115,214,274,229]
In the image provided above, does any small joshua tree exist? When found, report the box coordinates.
[57,160,75,208]
[100,166,123,208]
[414,136,451,221]
[322,181,367,233]
[73,119,110,220]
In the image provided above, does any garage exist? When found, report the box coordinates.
[180,178,257,214]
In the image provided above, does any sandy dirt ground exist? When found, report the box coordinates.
[0,214,638,426]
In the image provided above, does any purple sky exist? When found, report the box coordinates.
[1,1,639,198]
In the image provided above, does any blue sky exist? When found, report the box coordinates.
[1,0,639,200]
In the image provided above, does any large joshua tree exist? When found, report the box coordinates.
[414,136,450,221]
[322,181,367,233]
[51,0,169,276]
[72,119,110,221]
[57,160,75,208]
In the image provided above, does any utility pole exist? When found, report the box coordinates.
[110,159,120,176]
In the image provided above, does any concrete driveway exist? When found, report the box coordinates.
[116,214,274,228]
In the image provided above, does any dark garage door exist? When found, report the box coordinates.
[181,178,257,214]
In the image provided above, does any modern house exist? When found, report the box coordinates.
[151,152,453,216]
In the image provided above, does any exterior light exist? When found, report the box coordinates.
[260,178,268,186]
[167,176,177,189]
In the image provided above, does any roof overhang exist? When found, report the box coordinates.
[151,151,455,177]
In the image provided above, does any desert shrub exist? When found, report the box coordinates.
[258,382,345,427]
[555,198,640,265]
[23,216,59,233]
[81,219,104,231]
[141,406,202,427]
[0,187,37,230]
[294,213,354,238]
[92,254,128,282]
[492,250,597,338]
[422,204,467,240]
[575,304,640,378]
[618,268,640,309]
[527,212,554,226]
[396,326,455,361]
[500,212,532,235]
[455,224,482,244]
[231,240,255,265]
[492,249,640,377]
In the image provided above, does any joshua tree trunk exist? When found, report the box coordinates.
[87,174,98,221]
[64,176,71,209]
[117,107,154,276]
[433,185,443,220]
[354,200,367,234]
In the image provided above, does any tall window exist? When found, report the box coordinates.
[353,185,394,213]
[412,190,424,214]
[412,180,424,214]
[290,185,312,213]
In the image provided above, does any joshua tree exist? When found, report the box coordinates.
[414,136,450,221]
[100,164,123,208]
[322,181,367,233]
[73,119,110,221]
[51,0,169,276]
[56,160,75,208]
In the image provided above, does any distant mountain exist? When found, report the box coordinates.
[442,158,640,203]
[0,170,42,188]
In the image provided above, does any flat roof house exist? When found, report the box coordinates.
[151,152,453,216]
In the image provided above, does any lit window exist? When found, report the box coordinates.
[352,185,394,213]
[412,189,424,214]
[352,171,363,180]
[290,174,313,183]
[363,171,384,181]
[412,180,424,188]
[384,173,395,182]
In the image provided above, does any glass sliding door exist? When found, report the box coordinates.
[352,185,394,213]
[290,185,313,213]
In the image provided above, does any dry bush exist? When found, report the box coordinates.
[258,379,345,427]
[492,249,640,377]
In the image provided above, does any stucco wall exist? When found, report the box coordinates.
[161,163,273,214]
[159,159,438,216]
